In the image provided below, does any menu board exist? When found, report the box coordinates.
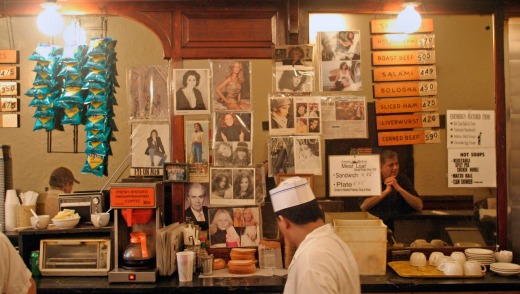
[328,154,381,197]
[447,148,496,187]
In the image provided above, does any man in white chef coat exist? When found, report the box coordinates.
[269,176,360,294]
[0,232,36,294]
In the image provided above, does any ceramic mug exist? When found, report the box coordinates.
[409,252,427,267]
[410,239,428,248]
[494,251,513,263]
[436,256,454,269]
[30,215,50,229]
[439,260,464,276]
[429,252,445,266]
[450,251,467,266]
[463,260,487,276]
[430,239,448,248]
[91,213,110,227]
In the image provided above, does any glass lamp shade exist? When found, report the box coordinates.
[396,4,422,34]
[37,7,64,36]
[63,22,87,46]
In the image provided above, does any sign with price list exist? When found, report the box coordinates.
[371,34,435,50]
[372,50,436,66]
[328,155,381,197]
[378,129,441,146]
[376,112,440,130]
[375,97,438,114]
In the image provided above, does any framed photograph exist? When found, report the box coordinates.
[276,173,314,191]
[163,163,189,182]
[208,206,261,248]
[212,111,253,144]
[127,65,169,120]
[184,182,210,230]
[173,69,210,115]
[210,167,256,206]
[211,60,252,111]
[130,122,171,176]
[185,120,210,179]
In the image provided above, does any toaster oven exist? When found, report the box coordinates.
[39,238,111,276]
[58,192,106,223]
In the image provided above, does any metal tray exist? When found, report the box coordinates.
[388,261,485,278]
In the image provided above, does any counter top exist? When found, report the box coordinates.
[35,266,520,294]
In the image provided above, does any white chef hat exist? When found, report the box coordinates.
[269,176,315,212]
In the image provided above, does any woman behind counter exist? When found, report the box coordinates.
[176,70,206,110]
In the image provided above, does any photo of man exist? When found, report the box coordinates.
[184,182,210,230]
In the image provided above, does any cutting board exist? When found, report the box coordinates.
[388,261,485,278]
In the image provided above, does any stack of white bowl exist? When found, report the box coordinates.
[4,189,19,231]
[490,262,520,276]
[464,248,495,265]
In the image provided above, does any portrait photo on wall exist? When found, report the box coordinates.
[294,96,322,135]
[294,136,322,175]
[127,65,169,120]
[210,167,256,206]
[274,68,314,93]
[213,141,252,167]
[163,163,189,182]
[184,182,210,230]
[274,44,314,66]
[185,120,210,178]
[269,96,295,135]
[317,31,362,92]
[173,69,210,115]
[268,136,295,177]
[130,122,170,176]
[208,206,261,248]
[213,111,252,143]
[211,60,252,111]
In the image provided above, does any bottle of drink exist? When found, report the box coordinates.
[198,236,208,270]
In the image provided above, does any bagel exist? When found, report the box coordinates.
[213,258,226,270]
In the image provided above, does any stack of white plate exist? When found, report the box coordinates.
[465,248,496,265]
[490,262,520,276]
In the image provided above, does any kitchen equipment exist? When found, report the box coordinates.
[39,238,111,276]
[108,182,164,283]
[58,192,106,223]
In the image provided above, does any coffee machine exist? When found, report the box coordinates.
[108,182,164,283]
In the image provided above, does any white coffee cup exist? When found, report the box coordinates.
[463,260,487,276]
[430,239,448,248]
[176,251,194,282]
[429,252,444,266]
[450,251,467,266]
[30,215,50,229]
[410,252,427,267]
[410,239,428,248]
[91,213,110,227]
[436,256,454,269]
[439,260,464,276]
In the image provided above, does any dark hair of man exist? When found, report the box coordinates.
[275,199,324,225]
[380,149,398,166]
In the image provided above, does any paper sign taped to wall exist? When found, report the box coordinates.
[328,154,381,197]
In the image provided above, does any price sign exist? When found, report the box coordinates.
[0,113,18,128]
[0,82,17,96]
[371,34,435,50]
[328,155,381,197]
[374,81,437,98]
[0,66,17,80]
[375,97,438,114]
[0,97,17,112]
[373,65,437,82]
[376,113,440,130]
[372,50,436,66]
[0,50,18,64]
[370,19,434,34]
[378,129,441,146]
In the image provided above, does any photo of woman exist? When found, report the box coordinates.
[209,208,240,248]
[276,69,313,93]
[213,142,234,167]
[239,207,259,247]
[211,169,233,199]
[145,129,167,167]
[185,120,209,177]
[130,123,170,174]
[216,112,245,142]
[174,69,209,114]
[233,169,255,200]
[213,60,251,111]
[232,142,251,167]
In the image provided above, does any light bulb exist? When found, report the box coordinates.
[63,22,87,46]
[37,5,64,36]
[396,4,422,34]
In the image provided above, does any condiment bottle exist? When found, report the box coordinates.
[198,236,208,270]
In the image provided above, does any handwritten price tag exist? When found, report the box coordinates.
[0,97,17,112]
[0,82,17,96]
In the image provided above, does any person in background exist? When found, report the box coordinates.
[0,232,36,294]
[176,70,206,110]
[359,150,423,230]
[269,177,360,294]
[184,183,209,230]
[46,167,80,218]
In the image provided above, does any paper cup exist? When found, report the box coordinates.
[176,251,194,282]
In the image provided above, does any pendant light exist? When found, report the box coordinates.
[37,0,64,36]
[395,1,422,34]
